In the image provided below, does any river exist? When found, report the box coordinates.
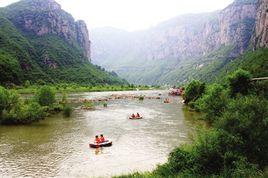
[0,90,199,177]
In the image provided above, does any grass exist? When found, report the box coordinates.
[14,84,155,94]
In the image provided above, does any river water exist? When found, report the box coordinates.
[0,90,198,177]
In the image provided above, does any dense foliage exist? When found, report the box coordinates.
[184,80,205,104]
[226,69,252,97]
[127,46,268,85]
[0,14,126,86]
[216,48,268,80]
[35,86,55,107]
[15,84,152,94]
[0,86,70,125]
[0,86,45,124]
[195,84,229,123]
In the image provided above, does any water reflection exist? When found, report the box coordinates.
[95,147,104,155]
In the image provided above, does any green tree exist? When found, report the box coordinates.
[35,86,56,107]
[0,86,9,117]
[227,69,252,97]
[24,80,31,88]
[184,80,205,104]
[196,84,229,123]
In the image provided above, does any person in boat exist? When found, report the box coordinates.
[100,134,106,143]
[95,135,100,144]
[131,113,135,118]
[136,113,140,118]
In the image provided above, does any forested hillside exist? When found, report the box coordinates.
[0,0,127,86]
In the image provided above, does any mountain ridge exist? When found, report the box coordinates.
[92,0,262,85]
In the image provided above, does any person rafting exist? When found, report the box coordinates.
[136,113,140,118]
[94,135,100,144]
[131,113,135,118]
[164,98,169,103]
[100,134,106,143]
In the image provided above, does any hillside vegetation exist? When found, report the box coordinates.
[0,0,127,86]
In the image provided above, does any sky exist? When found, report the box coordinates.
[0,0,234,31]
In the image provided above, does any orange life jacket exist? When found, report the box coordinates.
[95,138,100,143]
[100,137,105,142]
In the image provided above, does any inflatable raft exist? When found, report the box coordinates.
[129,116,143,120]
[89,140,112,148]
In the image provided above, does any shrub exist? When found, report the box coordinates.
[35,86,56,107]
[63,105,72,117]
[82,101,95,110]
[19,101,45,123]
[192,130,243,175]
[153,129,246,177]
[251,80,268,99]
[60,92,68,106]
[223,153,261,178]
[1,99,45,125]
[0,86,9,116]
[195,84,229,123]
[215,96,268,167]
[166,147,195,174]
[50,103,63,112]
[227,69,252,97]
[139,96,144,101]
[0,88,20,120]
[24,80,31,88]
[36,79,46,86]
[184,80,205,104]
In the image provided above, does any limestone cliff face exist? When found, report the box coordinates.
[76,20,91,60]
[4,0,91,61]
[219,0,258,54]
[255,0,268,48]
[144,0,258,61]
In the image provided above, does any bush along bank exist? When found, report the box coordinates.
[117,69,268,178]
[13,83,154,94]
[0,86,70,125]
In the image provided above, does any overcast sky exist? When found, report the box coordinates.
[0,0,233,31]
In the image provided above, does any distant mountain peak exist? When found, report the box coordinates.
[4,0,91,61]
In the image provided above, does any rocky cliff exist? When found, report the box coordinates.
[92,0,259,84]
[255,0,268,48]
[3,0,91,61]
[0,0,126,86]
[76,20,91,60]
[144,0,258,61]
[218,0,258,54]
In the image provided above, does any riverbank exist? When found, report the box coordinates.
[115,69,268,178]
[13,84,158,94]
[0,87,164,125]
